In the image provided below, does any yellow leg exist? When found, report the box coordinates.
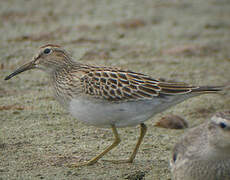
[128,123,147,163]
[69,125,121,167]
[104,123,147,164]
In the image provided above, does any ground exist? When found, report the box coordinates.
[0,0,230,179]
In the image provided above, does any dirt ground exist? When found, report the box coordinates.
[0,0,230,179]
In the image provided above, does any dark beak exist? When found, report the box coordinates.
[4,61,35,80]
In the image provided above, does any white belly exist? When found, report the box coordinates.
[68,95,190,128]
[69,98,161,128]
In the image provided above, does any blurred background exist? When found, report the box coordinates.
[0,0,229,179]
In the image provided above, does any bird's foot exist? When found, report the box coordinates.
[102,158,133,164]
[67,159,97,168]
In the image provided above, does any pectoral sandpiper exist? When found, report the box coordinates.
[5,44,223,167]
[170,111,230,180]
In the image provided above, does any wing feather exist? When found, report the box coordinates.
[77,66,220,101]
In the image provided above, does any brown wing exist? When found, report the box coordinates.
[79,66,200,101]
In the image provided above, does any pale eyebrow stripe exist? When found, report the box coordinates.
[40,44,61,48]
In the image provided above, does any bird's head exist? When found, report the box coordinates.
[5,44,72,80]
[208,111,230,151]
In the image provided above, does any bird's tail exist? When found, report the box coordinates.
[191,85,224,93]
[158,81,225,95]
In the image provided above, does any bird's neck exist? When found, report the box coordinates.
[49,60,81,78]
[48,64,75,109]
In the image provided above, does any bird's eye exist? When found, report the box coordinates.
[219,122,227,129]
[43,48,51,54]
[173,152,177,162]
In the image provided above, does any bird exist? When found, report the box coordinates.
[4,44,223,167]
[170,111,230,180]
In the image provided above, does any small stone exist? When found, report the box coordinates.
[155,114,188,129]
